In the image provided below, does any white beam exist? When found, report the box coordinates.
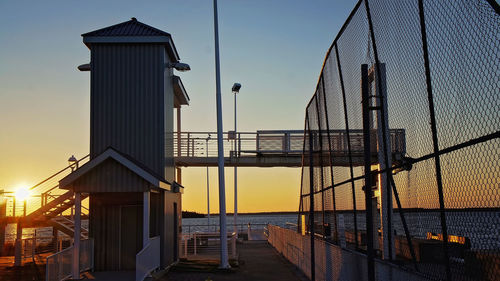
[213,0,230,268]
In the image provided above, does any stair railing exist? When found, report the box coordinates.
[52,215,89,233]
[28,155,89,215]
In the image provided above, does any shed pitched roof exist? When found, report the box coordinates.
[82,17,171,37]
[59,147,171,191]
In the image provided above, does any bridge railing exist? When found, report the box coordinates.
[171,130,405,158]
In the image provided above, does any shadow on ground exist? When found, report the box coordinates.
[163,241,308,281]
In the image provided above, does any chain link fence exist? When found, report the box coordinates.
[297,1,499,280]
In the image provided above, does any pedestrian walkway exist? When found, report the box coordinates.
[164,241,308,281]
[247,229,267,241]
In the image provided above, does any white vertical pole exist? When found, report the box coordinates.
[213,0,230,268]
[206,140,210,229]
[143,191,150,247]
[72,192,81,279]
[233,92,238,237]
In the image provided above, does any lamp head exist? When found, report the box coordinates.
[68,155,77,164]
[232,83,241,93]
[77,63,90,71]
[167,62,191,72]
[68,155,78,171]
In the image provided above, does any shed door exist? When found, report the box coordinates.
[120,205,142,270]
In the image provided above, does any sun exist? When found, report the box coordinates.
[14,184,31,201]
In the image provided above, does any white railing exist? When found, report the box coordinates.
[46,238,94,281]
[182,223,268,235]
[172,130,304,158]
[180,232,237,259]
[136,236,160,281]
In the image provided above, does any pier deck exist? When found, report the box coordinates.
[164,240,308,281]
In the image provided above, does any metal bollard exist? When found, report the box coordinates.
[194,233,197,255]
[184,236,187,257]
[231,233,236,258]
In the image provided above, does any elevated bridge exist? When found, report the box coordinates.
[173,129,406,168]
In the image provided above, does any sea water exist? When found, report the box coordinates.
[4,212,499,250]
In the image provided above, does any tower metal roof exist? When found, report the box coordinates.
[82,17,171,37]
[82,17,180,61]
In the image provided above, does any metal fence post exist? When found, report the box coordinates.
[335,44,359,248]
[308,124,316,281]
[361,64,375,281]
[418,1,451,279]
[321,76,338,243]
[314,92,327,239]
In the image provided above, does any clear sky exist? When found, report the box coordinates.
[0,0,358,213]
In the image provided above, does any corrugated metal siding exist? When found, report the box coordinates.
[90,44,166,177]
[164,49,175,182]
[72,158,150,193]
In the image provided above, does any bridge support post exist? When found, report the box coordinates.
[52,227,59,252]
[72,192,81,279]
[14,221,22,266]
[0,196,6,257]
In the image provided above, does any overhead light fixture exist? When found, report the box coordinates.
[167,62,191,72]
[232,83,241,93]
[77,63,90,71]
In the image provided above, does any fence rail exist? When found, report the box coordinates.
[299,0,499,281]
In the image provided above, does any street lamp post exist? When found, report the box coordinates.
[232,83,241,237]
[213,0,230,269]
[206,134,211,230]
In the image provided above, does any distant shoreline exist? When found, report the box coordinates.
[182,211,298,218]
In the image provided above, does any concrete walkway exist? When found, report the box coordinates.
[164,241,308,281]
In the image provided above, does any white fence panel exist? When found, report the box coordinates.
[136,236,160,281]
[46,239,93,281]
[180,232,237,260]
